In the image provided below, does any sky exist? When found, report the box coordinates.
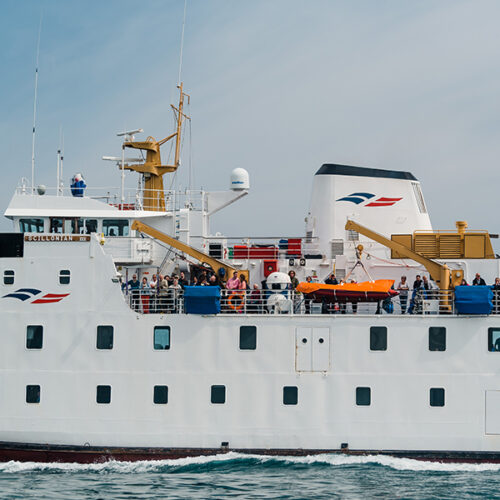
[1,0,500,248]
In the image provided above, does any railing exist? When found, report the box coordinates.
[122,288,500,316]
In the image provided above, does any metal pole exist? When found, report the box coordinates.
[121,145,125,205]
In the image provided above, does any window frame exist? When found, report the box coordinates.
[26,325,43,350]
[59,270,71,285]
[488,328,500,352]
[370,326,387,351]
[153,385,169,405]
[429,327,446,352]
[430,387,445,407]
[96,325,114,350]
[239,325,257,350]
[211,385,226,404]
[3,270,15,285]
[356,387,371,406]
[283,386,298,405]
[153,326,171,351]
[26,384,41,404]
[96,385,112,404]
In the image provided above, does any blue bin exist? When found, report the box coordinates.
[454,286,493,315]
[183,286,221,314]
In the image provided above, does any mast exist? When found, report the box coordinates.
[31,17,42,193]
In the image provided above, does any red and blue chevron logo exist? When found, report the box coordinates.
[336,192,402,207]
[2,288,70,304]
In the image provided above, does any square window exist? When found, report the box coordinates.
[240,326,257,350]
[430,388,445,407]
[356,387,371,406]
[370,327,387,351]
[96,325,113,350]
[154,326,170,350]
[26,385,40,403]
[429,327,446,351]
[26,325,43,349]
[211,385,226,404]
[153,385,168,404]
[283,386,298,405]
[488,328,500,352]
[96,385,111,404]
[3,270,14,285]
[59,270,70,285]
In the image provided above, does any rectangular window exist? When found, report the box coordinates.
[370,326,387,351]
[429,327,446,351]
[430,388,445,407]
[283,386,298,405]
[50,218,64,234]
[488,328,500,352]
[3,270,14,285]
[26,385,40,403]
[102,219,129,237]
[153,385,168,404]
[356,387,371,406]
[26,325,43,349]
[20,218,44,233]
[84,219,98,234]
[59,270,70,285]
[96,385,111,404]
[211,385,226,404]
[96,326,113,350]
[239,326,257,350]
[154,326,171,350]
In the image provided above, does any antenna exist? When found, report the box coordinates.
[178,0,187,86]
[31,15,42,193]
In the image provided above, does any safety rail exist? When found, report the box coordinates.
[122,288,500,316]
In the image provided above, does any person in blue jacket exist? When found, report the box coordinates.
[71,173,86,197]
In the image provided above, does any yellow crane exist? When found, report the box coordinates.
[344,220,464,291]
[131,221,248,283]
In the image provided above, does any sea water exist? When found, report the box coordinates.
[0,453,499,499]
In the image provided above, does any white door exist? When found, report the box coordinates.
[485,390,500,434]
[312,328,330,371]
[295,328,312,371]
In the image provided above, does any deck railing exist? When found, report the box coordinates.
[123,288,500,316]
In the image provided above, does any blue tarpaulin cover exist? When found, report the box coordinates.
[454,286,493,315]
[183,286,221,314]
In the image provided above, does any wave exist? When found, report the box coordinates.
[1,452,500,474]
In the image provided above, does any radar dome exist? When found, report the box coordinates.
[230,168,249,191]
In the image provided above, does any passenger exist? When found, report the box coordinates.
[127,274,141,311]
[322,273,338,313]
[239,274,248,291]
[158,274,169,312]
[141,277,150,314]
[149,274,158,313]
[408,275,423,314]
[304,275,313,314]
[248,284,262,313]
[199,276,209,286]
[226,271,241,290]
[209,275,219,286]
[191,275,198,286]
[460,279,469,286]
[169,278,182,313]
[325,273,338,285]
[397,276,409,314]
[179,271,188,288]
[473,273,486,286]
[288,270,299,289]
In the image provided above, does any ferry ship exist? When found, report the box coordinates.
[1,84,500,463]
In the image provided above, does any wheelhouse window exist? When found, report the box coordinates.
[283,386,298,405]
[430,388,445,407]
[356,387,371,406]
[59,270,70,285]
[20,218,44,233]
[154,326,170,350]
[96,326,113,350]
[79,219,98,234]
[96,385,111,404]
[429,327,446,351]
[102,219,129,237]
[26,325,43,349]
[239,326,257,350]
[370,327,387,351]
[49,218,64,234]
[211,385,226,404]
[153,386,168,404]
[26,385,40,403]
[3,270,14,285]
[488,328,500,352]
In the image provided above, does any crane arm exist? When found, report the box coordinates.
[131,221,248,283]
[345,220,452,290]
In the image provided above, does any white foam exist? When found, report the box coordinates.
[0,451,499,474]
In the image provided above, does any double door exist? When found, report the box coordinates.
[295,327,330,372]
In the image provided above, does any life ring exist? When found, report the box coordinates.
[228,291,245,311]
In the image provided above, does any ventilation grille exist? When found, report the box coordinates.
[411,182,427,214]
[347,230,359,241]
[331,240,344,257]
[335,269,346,280]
